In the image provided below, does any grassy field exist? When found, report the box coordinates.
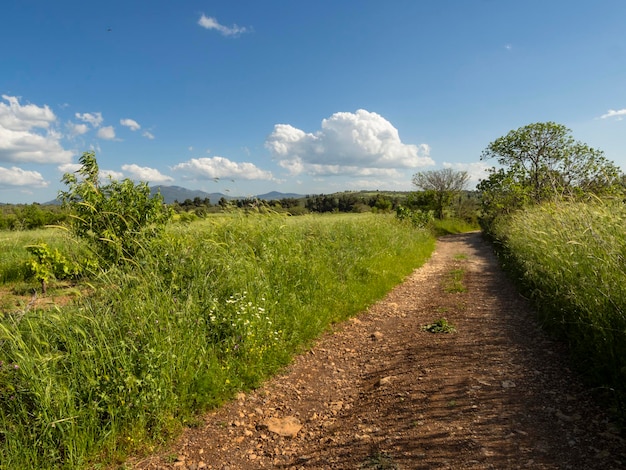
[490,201,626,419]
[0,213,435,469]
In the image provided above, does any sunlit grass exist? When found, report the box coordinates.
[0,213,435,468]
[491,200,626,419]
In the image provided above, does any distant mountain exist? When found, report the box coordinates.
[150,186,304,205]
[255,191,304,200]
[150,185,231,205]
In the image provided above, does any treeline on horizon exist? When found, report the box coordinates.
[1,189,481,231]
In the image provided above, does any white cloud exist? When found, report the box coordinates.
[58,163,82,174]
[0,166,49,188]
[75,112,103,128]
[142,131,155,140]
[173,156,274,181]
[0,95,73,164]
[600,108,626,120]
[97,126,116,140]
[0,95,56,131]
[67,122,89,136]
[101,169,124,180]
[198,14,250,37]
[266,109,434,177]
[120,118,141,131]
[121,164,173,183]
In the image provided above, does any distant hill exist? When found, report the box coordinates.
[150,186,304,205]
[255,191,304,201]
[150,185,231,205]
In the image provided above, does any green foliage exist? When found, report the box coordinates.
[478,122,623,227]
[443,268,466,293]
[25,244,78,293]
[0,213,435,468]
[411,168,470,219]
[59,151,172,266]
[422,318,456,334]
[395,205,434,229]
[0,204,68,231]
[490,201,626,420]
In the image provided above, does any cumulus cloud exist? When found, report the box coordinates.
[142,131,155,140]
[121,164,173,183]
[266,109,434,177]
[67,122,89,136]
[198,14,250,37]
[0,166,48,188]
[58,163,82,174]
[600,108,626,120]
[101,169,125,180]
[0,95,73,164]
[97,126,116,140]
[120,118,141,131]
[75,112,103,128]
[173,156,274,181]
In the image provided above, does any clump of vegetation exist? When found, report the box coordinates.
[478,121,623,229]
[58,151,172,267]
[422,318,456,334]
[24,243,82,294]
[443,268,466,293]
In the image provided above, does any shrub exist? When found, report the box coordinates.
[58,152,172,266]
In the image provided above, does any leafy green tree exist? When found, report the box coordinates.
[478,122,623,222]
[411,168,469,219]
[59,151,172,266]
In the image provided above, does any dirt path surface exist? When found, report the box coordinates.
[131,232,625,469]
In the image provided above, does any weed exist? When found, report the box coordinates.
[362,450,399,469]
[443,268,466,293]
[423,318,457,334]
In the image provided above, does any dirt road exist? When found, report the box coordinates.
[131,232,625,469]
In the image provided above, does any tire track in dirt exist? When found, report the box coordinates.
[131,232,625,469]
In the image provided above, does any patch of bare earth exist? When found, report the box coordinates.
[130,232,625,469]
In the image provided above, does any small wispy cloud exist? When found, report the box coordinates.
[504,44,513,51]
[142,131,155,140]
[75,112,103,128]
[120,118,141,131]
[599,108,626,120]
[198,14,250,37]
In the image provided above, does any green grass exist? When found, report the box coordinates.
[431,217,480,237]
[0,213,435,468]
[490,200,626,420]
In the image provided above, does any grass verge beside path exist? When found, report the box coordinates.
[490,201,626,423]
[0,213,434,469]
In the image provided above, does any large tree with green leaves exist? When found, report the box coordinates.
[478,122,623,221]
[411,168,470,219]
[59,151,172,266]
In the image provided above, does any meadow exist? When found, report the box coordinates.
[490,201,626,418]
[0,213,435,469]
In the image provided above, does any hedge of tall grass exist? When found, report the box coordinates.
[0,213,434,469]
[490,201,626,417]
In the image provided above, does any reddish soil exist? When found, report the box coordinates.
[129,232,625,469]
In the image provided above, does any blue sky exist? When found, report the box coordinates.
[1,0,625,204]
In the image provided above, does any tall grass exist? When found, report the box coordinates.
[491,201,626,418]
[0,213,434,468]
